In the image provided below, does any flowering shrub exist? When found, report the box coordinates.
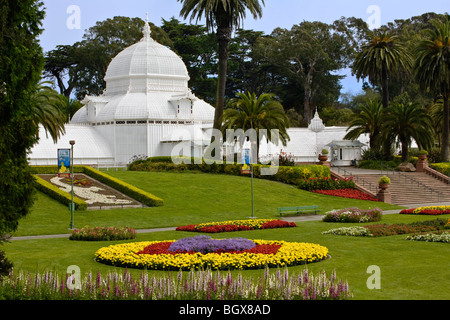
[400,206,450,215]
[406,232,450,243]
[322,207,383,223]
[0,267,352,300]
[95,239,329,271]
[322,219,448,237]
[69,226,136,241]
[176,219,296,233]
[297,177,355,191]
[322,226,372,237]
[312,189,379,202]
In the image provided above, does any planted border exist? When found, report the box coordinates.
[176,219,296,233]
[34,175,88,211]
[31,166,163,209]
[128,157,331,186]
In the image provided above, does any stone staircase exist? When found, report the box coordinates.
[331,167,450,206]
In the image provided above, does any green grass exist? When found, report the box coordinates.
[12,171,401,237]
[4,170,450,300]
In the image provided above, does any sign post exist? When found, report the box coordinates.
[242,148,255,219]
[69,141,76,229]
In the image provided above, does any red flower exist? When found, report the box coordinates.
[311,189,379,201]
[136,242,282,256]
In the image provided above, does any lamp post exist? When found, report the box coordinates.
[69,140,75,229]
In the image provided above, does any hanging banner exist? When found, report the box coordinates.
[241,148,251,175]
[58,149,71,178]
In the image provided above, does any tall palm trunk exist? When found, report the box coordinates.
[442,90,449,161]
[381,62,392,160]
[214,11,232,131]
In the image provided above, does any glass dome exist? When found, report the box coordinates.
[104,20,190,95]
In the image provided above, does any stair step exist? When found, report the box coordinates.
[332,169,450,205]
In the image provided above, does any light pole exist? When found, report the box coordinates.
[69,140,75,229]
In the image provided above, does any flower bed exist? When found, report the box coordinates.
[69,226,136,241]
[322,218,448,237]
[322,207,383,223]
[312,189,379,202]
[94,238,329,271]
[406,232,450,243]
[0,267,352,300]
[176,219,296,233]
[400,206,450,215]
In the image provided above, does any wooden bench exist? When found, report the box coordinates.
[278,206,321,217]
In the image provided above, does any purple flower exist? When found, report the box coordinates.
[168,236,256,254]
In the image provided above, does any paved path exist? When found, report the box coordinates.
[10,202,450,241]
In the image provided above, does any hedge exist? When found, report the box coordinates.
[430,163,450,177]
[31,166,164,209]
[128,157,331,187]
[33,175,88,211]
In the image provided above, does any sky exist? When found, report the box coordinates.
[39,0,449,95]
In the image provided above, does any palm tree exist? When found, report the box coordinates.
[178,0,265,132]
[414,17,450,161]
[381,102,434,162]
[344,99,384,151]
[352,31,412,158]
[221,92,290,159]
[31,81,67,143]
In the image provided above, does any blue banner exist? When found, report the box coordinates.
[58,149,71,178]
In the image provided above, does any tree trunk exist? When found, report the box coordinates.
[303,62,315,124]
[214,21,232,132]
[442,90,449,161]
[381,63,392,160]
[401,137,409,162]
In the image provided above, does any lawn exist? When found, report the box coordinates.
[4,170,450,300]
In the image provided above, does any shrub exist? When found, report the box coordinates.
[297,177,355,191]
[378,176,391,184]
[83,166,163,207]
[34,175,88,211]
[430,163,450,177]
[323,219,448,237]
[323,207,382,223]
[69,226,136,241]
[129,157,331,186]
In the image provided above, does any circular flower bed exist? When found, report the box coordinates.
[94,236,329,271]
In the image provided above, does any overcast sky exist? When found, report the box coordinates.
[39,0,449,95]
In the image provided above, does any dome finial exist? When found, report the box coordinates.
[143,12,152,41]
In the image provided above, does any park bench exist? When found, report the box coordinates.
[278,205,320,217]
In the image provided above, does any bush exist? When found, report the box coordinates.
[83,166,163,207]
[297,177,355,191]
[69,226,136,241]
[430,163,450,177]
[323,207,383,223]
[34,175,88,211]
[129,157,331,186]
